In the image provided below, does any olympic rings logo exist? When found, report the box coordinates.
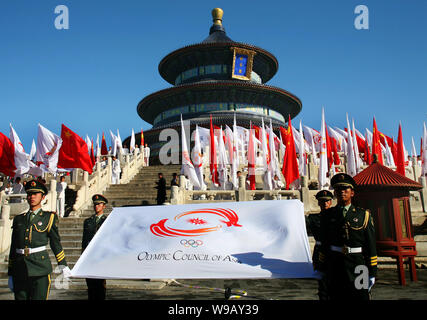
[180,239,203,248]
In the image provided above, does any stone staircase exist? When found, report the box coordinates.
[99,164,182,208]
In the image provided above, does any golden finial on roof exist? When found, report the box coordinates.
[212,8,224,26]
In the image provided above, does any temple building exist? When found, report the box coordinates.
[128,8,302,161]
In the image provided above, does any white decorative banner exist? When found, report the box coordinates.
[71,200,315,279]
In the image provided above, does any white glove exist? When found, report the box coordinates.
[8,276,13,292]
[62,266,72,278]
[368,277,375,291]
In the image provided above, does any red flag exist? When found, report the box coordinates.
[325,124,333,170]
[372,117,384,164]
[213,125,226,144]
[140,128,144,146]
[279,127,287,146]
[0,132,16,177]
[281,116,300,190]
[253,125,261,141]
[209,115,219,186]
[101,132,108,155]
[396,123,405,176]
[247,123,256,190]
[58,124,93,174]
[364,133,372,165]
[330,137,340,165]
[392,139,398,165]
[90,138,96,167]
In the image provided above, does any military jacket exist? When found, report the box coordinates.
[8,210,67,277]
[306,213,321,240]
[306,213,322,269]
[82,214,107,253]
[318,205,377,280]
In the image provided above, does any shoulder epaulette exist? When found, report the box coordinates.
[47,212,56,233]
[362,209,370,229]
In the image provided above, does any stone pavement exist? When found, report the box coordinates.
[1,268,426,300]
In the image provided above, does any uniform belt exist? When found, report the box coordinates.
[16,246,46,256]
[330,245,362,254]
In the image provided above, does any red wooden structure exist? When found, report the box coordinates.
[353,159,422,285]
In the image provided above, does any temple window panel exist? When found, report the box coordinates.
[153,103,285,124]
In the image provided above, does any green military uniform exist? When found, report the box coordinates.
[318,174,377,300]
[8,180,68,300]
[306,190,333,300]
[82,194,108,300]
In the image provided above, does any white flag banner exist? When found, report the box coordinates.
[303,125,319,165]
[109,130,117,156]
[130,128,136,153]
[116,129,123,155]
[411,136,417,159]
[197,127,211,151]
[352,119,362,174]
[96,134,100,159]
[85,135,92,154]
[217,127,228,189]
[269,119,280,179]
[9,124,31,176]
[29,139,36,162]
[71,200,315,279]
[191,125,206,190]
[36,124,62,174]
[345,114,357,177]
[180,116,201,189]
[318,108,328,188]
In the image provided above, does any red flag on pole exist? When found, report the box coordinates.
[209,115,219,186]
[252,125,261,141]
[140,128,145,147]
[58,124,93,174]
[392,139,398,165]
[247,122,256,190]
[0,132,16,177]
[396,123,406,176]
[101,132,108,155]
[372,117,384,165]
[330,137,340,165]
[90,138,96,167]
[364,133,371,165]
[281,115,300,190]
[325,124,333,170]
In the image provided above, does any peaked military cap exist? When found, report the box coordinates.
[25,179,48,195]
[315,190,333,201]
[92,194,108,204]
[331,173,356,189]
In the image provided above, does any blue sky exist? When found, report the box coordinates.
[0,0,426,153]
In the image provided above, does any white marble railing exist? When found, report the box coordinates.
[71,148,145,216]
[0,191,13,253]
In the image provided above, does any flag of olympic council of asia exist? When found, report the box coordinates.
[71,200,316,279]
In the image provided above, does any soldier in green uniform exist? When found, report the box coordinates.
[318,173,377,300]
[82,194,108,300]
[8,180,71,300]
[306,190,334,300]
